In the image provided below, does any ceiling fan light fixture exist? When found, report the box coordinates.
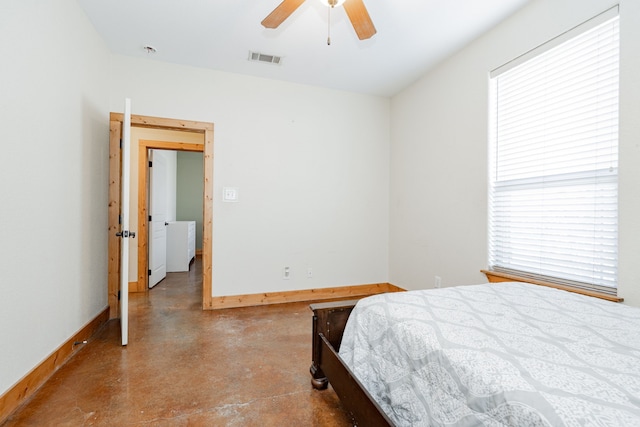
[319,0,346,7]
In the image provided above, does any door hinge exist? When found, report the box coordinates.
[117,290,121,301]
[118,214,122,225]
[148,269,151,276]
[149,160,152,167]
[149,215,152,222]
[119,139,122,149]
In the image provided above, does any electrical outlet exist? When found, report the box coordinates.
[283,266,290,280]
[435,276,442,288]
[307,267,313,279]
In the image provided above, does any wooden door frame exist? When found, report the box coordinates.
[108,113,214,318]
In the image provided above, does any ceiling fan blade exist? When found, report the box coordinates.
[343,0,376,40]
[261,0,306,29]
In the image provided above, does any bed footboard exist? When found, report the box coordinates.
[309,299,358,389]
[310,300,393,426]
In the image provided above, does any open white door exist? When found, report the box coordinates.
[148,149,167,288]
[119,98,132,346]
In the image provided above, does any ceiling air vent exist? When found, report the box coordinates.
[248,51,282,65]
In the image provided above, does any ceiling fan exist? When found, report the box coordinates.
[261,0,377,42]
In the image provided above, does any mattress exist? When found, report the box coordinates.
[339,282,640,426]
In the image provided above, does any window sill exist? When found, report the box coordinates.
[481,269,623,303]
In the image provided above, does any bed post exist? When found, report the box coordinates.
[309,299,359,389]
[310,308,329,389]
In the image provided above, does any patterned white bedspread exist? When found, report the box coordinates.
[339,282,640,426]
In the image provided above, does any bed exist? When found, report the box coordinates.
[310,282,640,426]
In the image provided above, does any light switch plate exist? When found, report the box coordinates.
[223,187,238,202]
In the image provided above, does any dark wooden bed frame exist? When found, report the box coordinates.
[309,299,394,426]
[308,275,621,426]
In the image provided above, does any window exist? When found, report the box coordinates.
[488,8,620,294]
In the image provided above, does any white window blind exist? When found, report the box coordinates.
[488,9,619,293]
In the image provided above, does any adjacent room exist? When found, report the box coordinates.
[2,0,640,425]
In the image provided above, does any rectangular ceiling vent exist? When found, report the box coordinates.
[248,51,282,65]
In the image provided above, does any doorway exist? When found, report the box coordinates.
[138,141,203,291]
[147,148,204,289]
[108,113,214,319]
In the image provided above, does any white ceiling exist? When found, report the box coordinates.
[77,0,531,97]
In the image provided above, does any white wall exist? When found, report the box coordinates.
[109,56,391,296]
[161,150,178,223]
[389,0,640,306]
[0,0,110,394]
[617,0,640,308]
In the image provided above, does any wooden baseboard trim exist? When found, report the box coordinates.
[0,306,110,424]
[207,283,404,310]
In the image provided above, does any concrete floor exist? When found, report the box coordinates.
[3,259,353,426]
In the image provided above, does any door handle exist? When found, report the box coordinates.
[115,230,136,238]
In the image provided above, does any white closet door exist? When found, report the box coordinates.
[148,149,167,288]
